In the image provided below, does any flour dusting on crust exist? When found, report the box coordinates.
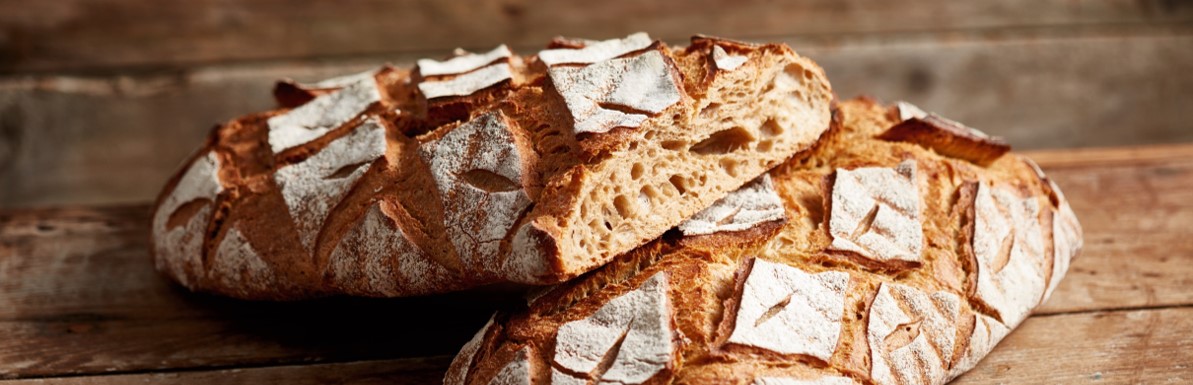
[894,101,929,122]
[972,184,1047,327]
[727,259,849,360]
[275,118,387,253]
[503,221,554,284]
[419,63,513,100]
[753,376,858,385]
[539,32,653,66]
[419,111,532,270]
[679,175,785,236]
[948,313,1009,381]
[547,48,682,135]
[866,283,959,385]
[267,77,380,153]
[1046,199,1081,302]
[326,202,457,296]
[211,225,275,293]
[444,315,496,385]
[152,152,223,288]
[828,161,923,264]
[489,347,535,385]
[712,45,750,71]
[553,272,674,384]
[419,45,513,77]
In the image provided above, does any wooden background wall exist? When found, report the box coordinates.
[1,0,1191,208]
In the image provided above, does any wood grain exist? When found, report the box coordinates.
[0,207,510,378]
[0,145,1191,380]
[3,31,1192,207]
[0,357,451,384]
[0,308,1187,384]
[2,0,1190,73]
[1028,145,1193,315]
[955,307,1193,384]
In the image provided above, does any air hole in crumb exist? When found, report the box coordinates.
[631,163,644,180]
[761,81,776,94]
[720,159,739,177]
[690,126,754,155]
[699,103,722,117]
[637,189,653,211]
[614,195,633,218]
[760,118,783,137]
[757,139,774,152]
[640,185,657,200]
[669,175,688,195]
[661,140,686,151]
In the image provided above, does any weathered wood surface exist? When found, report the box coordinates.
[2,0,1192,208]
[2,0,1190,73]
[956,306,1193,384]
[0,144,1191,382]
[1,309,1187,384]
[3,29,1193,207]
[0,357,452,384]
[0,204,509,378]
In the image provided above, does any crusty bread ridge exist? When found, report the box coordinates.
[150,33,834,299]
[443,98,1083,385]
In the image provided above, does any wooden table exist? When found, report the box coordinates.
[2,144,1191,384]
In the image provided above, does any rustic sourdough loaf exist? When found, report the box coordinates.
[150,33,833,299]
[444,98,1082,385]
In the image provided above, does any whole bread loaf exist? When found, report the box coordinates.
[443,98,1082,385]
[150,33,833,299]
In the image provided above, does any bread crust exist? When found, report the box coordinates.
[149,33,835,299]
[447,99,1082,385]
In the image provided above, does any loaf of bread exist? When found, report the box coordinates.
[443,98,1082,385]
[149,33,833,299]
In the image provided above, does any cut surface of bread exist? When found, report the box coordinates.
[150,33,834,299]
[444,98,1082,385]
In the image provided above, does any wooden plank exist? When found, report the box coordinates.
[0,145,1191,378]
[0,357,451,384]
[955,307,1193,384]
[1023,142,1193,169]
[1028,145,1193,315]
[0,210,512,379]
[2,0,1191,73]
[2,307,1189,384]
[4,31,1193,207]
[797,29,1193,151]
[0,314,476,379]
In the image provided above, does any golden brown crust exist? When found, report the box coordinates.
[451,98,1082,385]
[150,33,835,299]
[878,113,1011,166]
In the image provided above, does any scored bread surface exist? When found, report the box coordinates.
[444,99,1082,385]
[149,33,834,299]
